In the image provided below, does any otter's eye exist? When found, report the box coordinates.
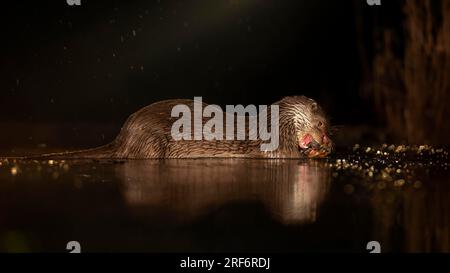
[317,121,323,128]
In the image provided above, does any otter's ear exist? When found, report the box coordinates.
[310,102,318,111]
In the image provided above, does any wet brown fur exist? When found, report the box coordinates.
[25,96,332,159]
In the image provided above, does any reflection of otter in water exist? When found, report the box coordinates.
[30,96,332,159]
[119,159,331,224]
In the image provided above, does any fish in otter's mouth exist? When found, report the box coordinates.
[298,133,332,158]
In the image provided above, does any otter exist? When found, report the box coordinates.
[23,96,333,159]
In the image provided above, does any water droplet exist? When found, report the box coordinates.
[394,179,405,187]
[10,166,18,176]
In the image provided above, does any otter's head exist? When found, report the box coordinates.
[278,96,333,158]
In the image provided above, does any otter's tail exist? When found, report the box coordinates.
[3,143,117,160]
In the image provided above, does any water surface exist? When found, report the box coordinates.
[0,145,449,252]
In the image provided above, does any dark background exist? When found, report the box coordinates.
[0,0,402,150]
